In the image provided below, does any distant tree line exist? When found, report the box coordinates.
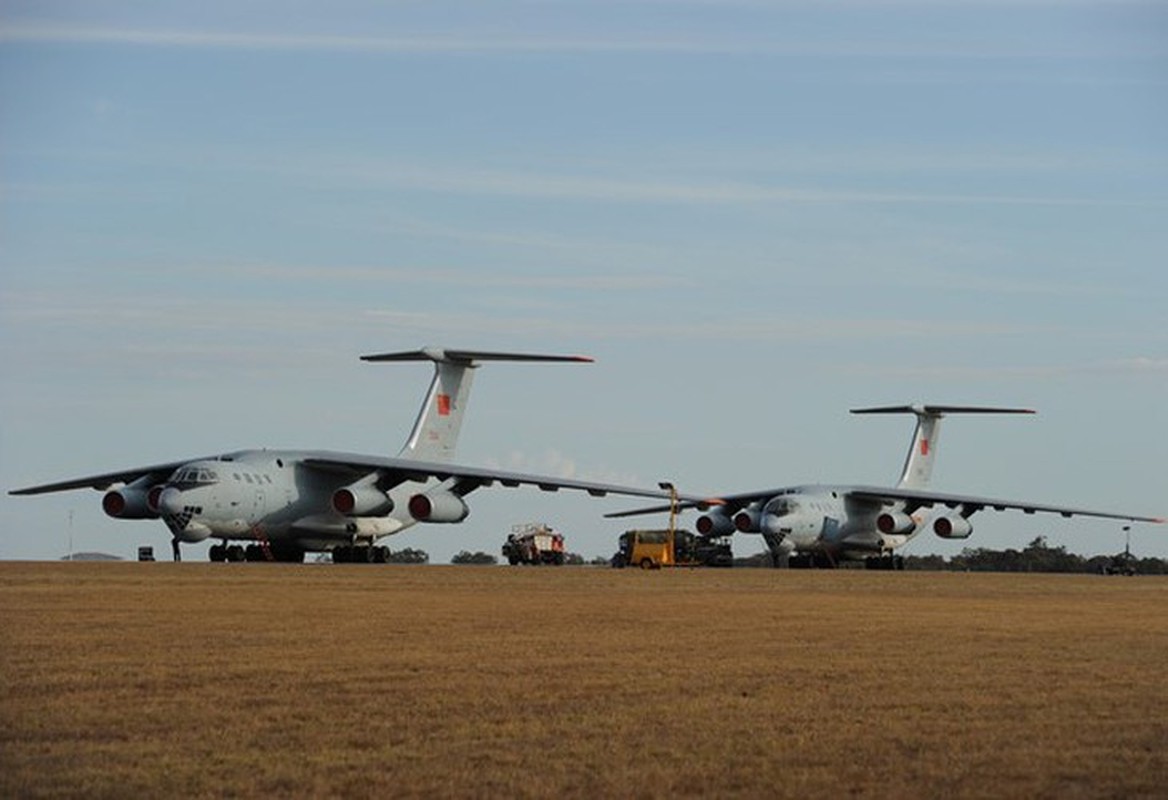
[451,550,498,565]
[732,537,1166,574]
[910,537,1166,575]
[385,548,429,564]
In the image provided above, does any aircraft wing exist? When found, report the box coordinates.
[300,451,675,500]
[606,483,1163,525]
[8,456,229,496]
[845,486,1165,524]
[603,488,799,518]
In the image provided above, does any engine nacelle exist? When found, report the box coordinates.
[876,511,917,535]
[933,514,973,540]
[696,508,736,537]
[102,486,162,519]
[408,491,469,523]
[734,505,762,533]
[332,485,395,517]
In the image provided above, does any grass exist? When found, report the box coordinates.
[1,563,1166,798]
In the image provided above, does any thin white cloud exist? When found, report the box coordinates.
[359,308,1049,342]
[218,263,690,291]
[12,145,1160,210]
[2,22,1161,61]
[247,154,1130,209]
[0,25,752,55]
[838,357,1168,380]
[0,288,1049,353]
[484,449,646,488]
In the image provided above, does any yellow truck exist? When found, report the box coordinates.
[611,529,732,569]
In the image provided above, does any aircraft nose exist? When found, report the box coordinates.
[157,486,185,515]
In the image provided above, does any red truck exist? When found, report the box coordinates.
[502,523,566,565]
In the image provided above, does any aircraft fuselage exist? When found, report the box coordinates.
[747,487,917,562]
[113,450,425,553]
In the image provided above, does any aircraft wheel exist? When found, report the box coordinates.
[273,546,305,563]
[372,546,389,564]
[226,544,245,562]
[208,544,225,562]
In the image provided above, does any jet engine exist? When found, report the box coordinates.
[876,511,917,535]
[102,484,162,519]
[696,507,736,537]
[408,491,470,523]
[933,514,973,539]
[332,485,395,517]
[734,504,762,533]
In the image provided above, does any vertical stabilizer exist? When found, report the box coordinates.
[360,347,594,463]
[851,405,1036,489]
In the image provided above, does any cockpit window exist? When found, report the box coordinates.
[167,467,220,487]
[767,499,794,516]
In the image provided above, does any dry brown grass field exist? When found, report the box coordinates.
[1,562,1166,798]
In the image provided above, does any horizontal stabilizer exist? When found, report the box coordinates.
[362,347,593,365]
[851,405,1035,416]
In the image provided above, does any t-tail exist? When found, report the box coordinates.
[851,405,1036,489]
[360,347,594,462]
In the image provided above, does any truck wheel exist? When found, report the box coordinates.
[640,558,655,570]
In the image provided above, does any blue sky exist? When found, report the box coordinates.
[2,1,1165,562]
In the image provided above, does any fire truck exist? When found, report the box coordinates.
[502,523,566,565]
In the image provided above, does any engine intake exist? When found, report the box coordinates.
[102,486,161,519]
[696,508,736,537]
[332,485,395,517]
[408,491,469,523]
[734,505,763,533]
[933,514,973,539]
[876,511,917,535]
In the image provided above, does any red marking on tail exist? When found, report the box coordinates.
[920,439,930,456]
[437,393,451,416]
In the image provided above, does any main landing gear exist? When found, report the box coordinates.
[207,542,306,563]
[331,544,391,564]
[785,552,838,569]
[864,553,906,571]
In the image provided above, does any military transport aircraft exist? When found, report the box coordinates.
[608,405,1163,569]
[10,347,675,563]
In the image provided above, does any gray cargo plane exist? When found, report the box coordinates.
[10,347,674,562]
[609,405,1163,569]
